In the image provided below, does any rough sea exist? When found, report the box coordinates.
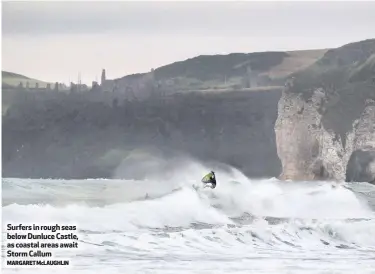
[2,162,375,274]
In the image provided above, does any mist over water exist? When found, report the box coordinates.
[2,157,375,273]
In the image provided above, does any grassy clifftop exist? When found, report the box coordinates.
[118,49,327,90]
[3,48,327,93]
[289,39,375,97]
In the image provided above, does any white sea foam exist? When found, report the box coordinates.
[2,162,375,273]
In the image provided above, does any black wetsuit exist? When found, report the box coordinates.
[210,176,217,189]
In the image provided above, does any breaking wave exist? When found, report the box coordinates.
[2,161,375,273]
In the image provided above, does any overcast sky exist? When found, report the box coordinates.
[2,1,375,85]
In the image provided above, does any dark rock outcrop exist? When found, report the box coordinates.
[346,149,375,182]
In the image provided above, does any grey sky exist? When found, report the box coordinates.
[2,1,375,85]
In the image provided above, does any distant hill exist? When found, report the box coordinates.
[117,49,328,90]
[2,71,50,88]
[2,48,328,93]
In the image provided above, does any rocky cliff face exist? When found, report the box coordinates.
[2,88,282,179]
[275,39,375,182]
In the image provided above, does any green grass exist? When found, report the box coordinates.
[263,49,328,79]
[117,49,328,92]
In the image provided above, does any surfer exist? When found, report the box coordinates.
[201,171,217,189]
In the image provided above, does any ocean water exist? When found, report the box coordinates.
[2,164,375,274]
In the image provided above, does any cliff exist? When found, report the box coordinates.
[2,88,282,179]
[275,39,375,182]
[2,48,328,180]
[3,39,374,182]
